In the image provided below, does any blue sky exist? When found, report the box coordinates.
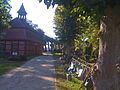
[9,0,57,38]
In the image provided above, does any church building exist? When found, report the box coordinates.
[0,4,43,56]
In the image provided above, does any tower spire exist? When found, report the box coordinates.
[17,3,27,20]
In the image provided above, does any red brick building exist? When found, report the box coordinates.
[0,4,43,56]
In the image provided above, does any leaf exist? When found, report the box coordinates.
[0,1,2,4]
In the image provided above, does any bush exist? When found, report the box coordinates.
[8,56,27,61]
[20,56,27,61]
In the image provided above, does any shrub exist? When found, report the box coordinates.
[8,56,27,61]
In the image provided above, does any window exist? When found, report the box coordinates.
[12,43,18,51]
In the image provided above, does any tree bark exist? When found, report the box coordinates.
[93,7,120,90]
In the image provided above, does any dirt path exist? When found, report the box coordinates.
[0,56,56,90]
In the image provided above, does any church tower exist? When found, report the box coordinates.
[17,3,27,20]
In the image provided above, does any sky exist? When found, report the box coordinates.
[9,0,57,38]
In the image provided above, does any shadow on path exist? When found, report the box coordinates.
[0,55,56,90]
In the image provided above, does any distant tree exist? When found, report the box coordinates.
[35,28,45,45]
[27,20,39,29]
[36,28,44,36]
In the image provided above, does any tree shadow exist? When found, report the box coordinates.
[0,56,56,90]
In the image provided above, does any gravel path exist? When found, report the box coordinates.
[0,56,56,90]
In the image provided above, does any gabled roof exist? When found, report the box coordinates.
[17,3,27,15]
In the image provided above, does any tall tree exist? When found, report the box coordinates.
[54,5,99,61]
[54,5,77,55]
[0,0,11,32]
[38,0,120,90]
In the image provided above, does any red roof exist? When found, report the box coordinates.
[4,29,26,40]
[1,18,42,43]
[10,18,33,30]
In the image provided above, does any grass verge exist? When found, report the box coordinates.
[0,62,24,75]
[0,55,38,75]
[53,55,85,90]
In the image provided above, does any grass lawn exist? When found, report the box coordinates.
[53,55,85,90]
[0,55,38,75]
[0,63,24,75]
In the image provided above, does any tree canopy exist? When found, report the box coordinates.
[39,0,120,89]
[0,0,11,32]
[54,4,99,61]
[39,0,120,21]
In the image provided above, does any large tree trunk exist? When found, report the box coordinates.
[93,7,120,90]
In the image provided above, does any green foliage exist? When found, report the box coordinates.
[39,0,120,11]
[54,3,99,61]
[54,5,78,55]
[74,13,99,60]
[39,0,120,25]
[0,64,20,75]
[54,5,78,42]
[39,0,119,60]
[0,56,38,75]
[36,28,44,36]
[0,57,25,75]
[0,0,11,32]
[55,64,85,90]
[27,20,39,29]
[54,6,67,42]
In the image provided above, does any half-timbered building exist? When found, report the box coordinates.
[0,4,43,56]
